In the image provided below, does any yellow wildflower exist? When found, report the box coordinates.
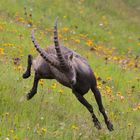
[16,17,25,23]
[51,83,57,89]
[41,127,47,133]
[39,79,44,86]
[113,56,118,61]
[102,15,107,20]
[63,15,67,18]
[80,10,84,14]
[74,39,80,43]
[117,92,122,96]
[105,86,112,94]
[63,38,68,41]
[59,89,64,94]
[27,126,30,130]
[5,112,9,116]
[0,48,4,54]
[137,103,140,110]
[37,130,41,136]
[3,43,15,47]
[108,31,112,35]
[58,33,63,38]
[17,65,22,71]
[71,124,78,130]
[135,77,140,81]
[0,23,5,31]
[14,135,19,140]
[128,61,134,67]
[128,123,132,127]
[62,27,69,32]
[138,42,140,46]
[10,129,14,133]
[86,40,93,47]
[97,83,102,89]
[106,76,112,81]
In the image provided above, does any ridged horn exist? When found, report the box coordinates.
[54,17,69,71]
[31,30,60,69]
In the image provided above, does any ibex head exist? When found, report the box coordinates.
[32,18,77,86]
[54,18,76,86]
[64,53,76,85]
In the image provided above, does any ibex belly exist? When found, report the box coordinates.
[32,56,54,79]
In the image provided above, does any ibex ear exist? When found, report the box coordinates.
[69,53,73,60]
[65,53,73,60]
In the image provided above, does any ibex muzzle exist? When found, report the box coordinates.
[23,18,114,131]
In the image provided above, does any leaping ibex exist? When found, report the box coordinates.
[23,18,113,131]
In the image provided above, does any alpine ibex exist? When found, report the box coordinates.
[23,18,113,131]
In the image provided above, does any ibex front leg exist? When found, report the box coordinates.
[26,72,40,100]
[23,54,32,79]
[73,89,101,130]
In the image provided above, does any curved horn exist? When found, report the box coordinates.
[54,18,69,70]
[31,30,60,69]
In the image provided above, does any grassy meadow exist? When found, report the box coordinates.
[0,0,140,139]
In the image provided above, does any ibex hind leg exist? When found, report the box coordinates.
[91,85,114,131]
[72,89,101,130]
[23,54,33,79]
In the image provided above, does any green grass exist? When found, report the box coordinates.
[0,0,140,139]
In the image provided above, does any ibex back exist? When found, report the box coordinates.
[23,18,113,131]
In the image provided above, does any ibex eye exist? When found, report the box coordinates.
[69,65,72,69]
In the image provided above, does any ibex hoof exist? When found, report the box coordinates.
[94,120,102,130]
[106,120,114,131]
[23,72,30,79]
[26,93,33,100]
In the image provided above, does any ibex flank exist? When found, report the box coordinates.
[23,18,114,131]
